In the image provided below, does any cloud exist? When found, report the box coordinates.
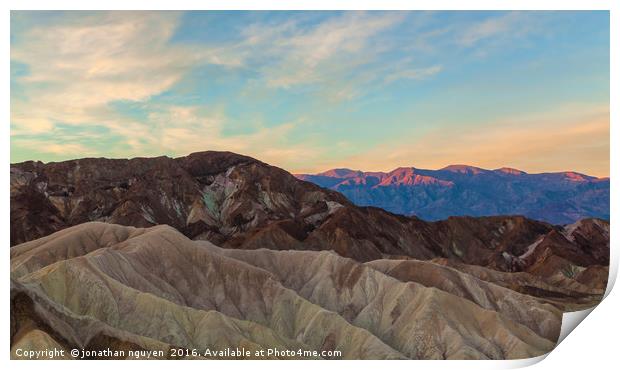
[383,65,443,83]
[10,11,239,134]
[12,138,96,157]
[259,12,406,88]
[235,11,440,100]
[11,11,445,138]
[134,105,322,169]
[10,11,337,167]
[10,11,433,140]
[458,12,520,47]
[455,11,550,52]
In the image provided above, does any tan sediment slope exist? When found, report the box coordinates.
[11,222,561,360]
[367,258,605,312]
[207,246,560,358]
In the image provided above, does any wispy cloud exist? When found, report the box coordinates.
[11,11,437,142]
[458,12,523,47]
[233,11,442,101]
[11,11,238,134]
[257,12,406,88]
[384,65,443,83]
[136,105,322,169]
[454,11,553,56]
[12,138,97,157]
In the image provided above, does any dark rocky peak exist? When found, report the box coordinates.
[175,151,259,178]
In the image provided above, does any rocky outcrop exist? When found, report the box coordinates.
[10,152,348,247]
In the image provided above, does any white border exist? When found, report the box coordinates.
[2,1,617,369]
[4,0,616,11]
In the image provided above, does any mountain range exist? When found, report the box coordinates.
[296,165,609,225]
[10,151,610,359]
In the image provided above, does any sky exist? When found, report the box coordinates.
[10,11,610,177]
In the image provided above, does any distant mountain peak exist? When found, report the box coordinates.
[386,167,415,176]
[317,168,361,178]
[495,167,527,175]
[440,164,487,174]
[380,167,452,186]
[561,171,593,182]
